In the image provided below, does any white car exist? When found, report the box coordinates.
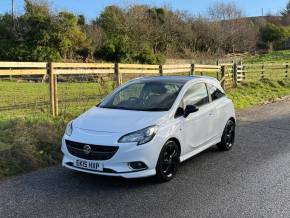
[62,76,236,182]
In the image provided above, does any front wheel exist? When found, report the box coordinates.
[217,119,236,151]
[155,140,180,182]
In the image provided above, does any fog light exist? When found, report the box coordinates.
[129,161,147,170]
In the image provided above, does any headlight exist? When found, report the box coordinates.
[118,125,158,145]
[65,121,73,136]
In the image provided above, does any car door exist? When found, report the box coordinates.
[181,82,217,150]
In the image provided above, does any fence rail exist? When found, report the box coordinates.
[0,61,289,116]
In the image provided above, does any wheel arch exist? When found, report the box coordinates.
[167,137,181,155]
[229,117,236,125]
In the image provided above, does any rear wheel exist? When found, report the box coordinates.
[217,119,235,151]
[155,140,180,182]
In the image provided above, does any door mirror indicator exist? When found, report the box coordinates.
[184,105,199,118]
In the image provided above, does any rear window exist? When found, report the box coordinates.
[182,83,209,107]
[207,84,225,101]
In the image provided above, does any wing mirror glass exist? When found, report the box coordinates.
[184,105,199,118]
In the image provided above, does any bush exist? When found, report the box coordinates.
[0,118,65,179]
[134,45,157,64]
[94,36,132,62]
[133,45,166,64]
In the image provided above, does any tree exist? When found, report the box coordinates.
[207,2,257,54]
[94,6,131,62]
[281,1,290,16]
[97,6,127,38]
[0,0,91,62]
[0,2,265,63]
[208,2,243,21]
[54,11,88,60]
[260,23,289,50]
[0,13,19,60]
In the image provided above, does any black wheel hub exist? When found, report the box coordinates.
[161,143,179,177]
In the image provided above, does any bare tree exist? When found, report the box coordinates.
[208,1,243,21]
[207,2,257,54]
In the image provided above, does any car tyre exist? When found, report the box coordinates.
[155,140,180,182]
[217,119,235,151]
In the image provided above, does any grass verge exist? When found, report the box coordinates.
[0,115,73,179]
[1,79,290,179]
[228,79,290,109]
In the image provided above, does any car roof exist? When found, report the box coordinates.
[133,76,196,83]
[134,76,219,85]
[131,76,223,91]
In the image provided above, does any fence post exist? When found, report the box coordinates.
[285,63,288,79]
[159,65,163,76]
[54,64,58,116]
[114,63,122,86]
[221,65,226,90]
[233,63,238,87]
[216,63,219,79]
[190,63,195,76]
[48,62,58,116]
[261,64,264,80]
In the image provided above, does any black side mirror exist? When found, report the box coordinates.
[184,105,199,118]
[175,107,184,118]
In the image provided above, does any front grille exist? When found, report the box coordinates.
[66,140,119,160]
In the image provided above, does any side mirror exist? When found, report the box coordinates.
[184,105,199,118]
[175,107,184,118]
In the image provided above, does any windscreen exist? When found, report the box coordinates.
[99,80,184,111]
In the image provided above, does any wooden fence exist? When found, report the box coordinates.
[1,61,288,116]
[236,63,289,82]
[0,62,230,116]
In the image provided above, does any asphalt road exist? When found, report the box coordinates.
[1,98,290,218]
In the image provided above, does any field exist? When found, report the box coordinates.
[245,50,290,64]
[0,80,115,118]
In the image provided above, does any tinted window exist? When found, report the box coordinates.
[182,83,209,107]
[99,81,184,111]
[207,84,225,101]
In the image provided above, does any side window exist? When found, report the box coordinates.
[207,84,225,101]
[182,83,209,107]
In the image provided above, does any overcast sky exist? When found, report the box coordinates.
[0,0,289,21]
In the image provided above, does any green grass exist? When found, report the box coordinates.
[1,78,290,179]
[245,50,290,64]
[0,80,115,118]
[228,79,290,109]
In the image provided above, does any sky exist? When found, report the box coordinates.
[0,0,289,21]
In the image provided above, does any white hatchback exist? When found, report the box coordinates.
[62,76,236,182]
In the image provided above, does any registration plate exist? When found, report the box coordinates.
[75,159,103,171]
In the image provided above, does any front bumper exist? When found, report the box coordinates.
[62,156,156,178]
[61,132,164,178]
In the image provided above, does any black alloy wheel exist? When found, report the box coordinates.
[155,140,180,182]
[217,119,235,151]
